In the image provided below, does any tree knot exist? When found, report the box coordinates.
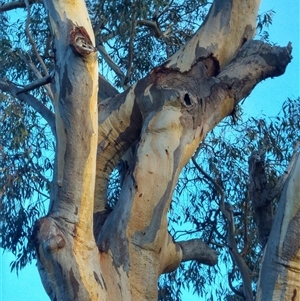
[70,25,97,56]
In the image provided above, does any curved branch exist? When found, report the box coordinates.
[0,79,55,134]
[137,19,163,38]
[223,204,253,301]
[178,239,219,266]
[228,268,245,298]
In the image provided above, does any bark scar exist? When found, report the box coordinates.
[70,25,97,56]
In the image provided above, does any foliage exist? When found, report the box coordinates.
[0,0,298,299]
[0,92,53,272]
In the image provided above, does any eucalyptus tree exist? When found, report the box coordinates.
[0,0,298,300]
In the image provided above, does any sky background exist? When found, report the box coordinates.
[1,0,299,300]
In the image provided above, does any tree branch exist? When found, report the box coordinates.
[0,79,55,134]
[17,51,54,102]
[178,239,218,266]
[97,43,126,87]
[0,0,37,12]
[137,19,164,38]
[16,75,52,95]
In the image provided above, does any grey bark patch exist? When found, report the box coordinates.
[194,46,211,66]
[93,271,104,289]
[69,268,80,299]
[212,0,232,30]
[60,64,73,103]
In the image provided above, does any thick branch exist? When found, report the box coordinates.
[95,40,292,213]
[0,79,55,133]
[166,0,262,71]
[34,0,102,300]
[178,239,218,266]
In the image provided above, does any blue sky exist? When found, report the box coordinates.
[1,0,299,300]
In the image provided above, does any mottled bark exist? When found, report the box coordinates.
[93,38,291,301]
[30,0,293,300]
[34,0,103,300]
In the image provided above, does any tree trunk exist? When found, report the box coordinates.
[257,152,300,301]
[34,0,103,300]
[33,0,292,300]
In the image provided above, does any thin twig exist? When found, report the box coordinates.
[17,51,54,102]
[192,154,253,301]
[0,79,55,134]
[24,0,49,77]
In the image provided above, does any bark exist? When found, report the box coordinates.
[29,0,293,300]
[257,152,300,301]
[34,0,103,300]
[93,36,291,301]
